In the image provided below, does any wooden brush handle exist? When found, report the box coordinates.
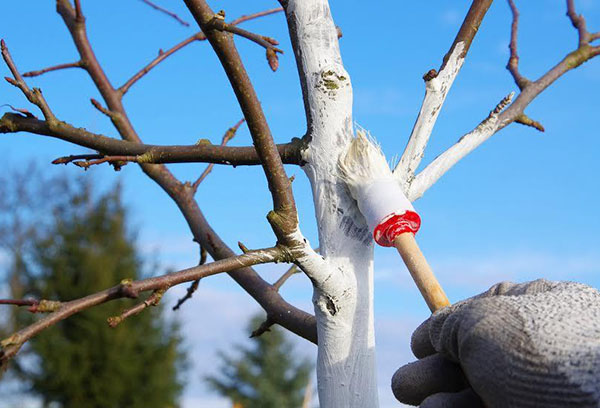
[393,233,450,312]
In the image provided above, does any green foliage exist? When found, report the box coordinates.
[4,175,186,408]
[205,315,312,408]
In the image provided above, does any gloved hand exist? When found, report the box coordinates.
[392,279,600,407]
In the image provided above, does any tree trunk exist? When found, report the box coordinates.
[283,1,379,406]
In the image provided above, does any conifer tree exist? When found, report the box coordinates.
[206,315,312,408]
[3,176,186,408]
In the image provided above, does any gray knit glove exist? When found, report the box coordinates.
[392,279,600,407]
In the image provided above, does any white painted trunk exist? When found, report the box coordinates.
[283,1,379,406]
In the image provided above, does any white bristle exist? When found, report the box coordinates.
[338,128,416,237]
[338,129,393,197]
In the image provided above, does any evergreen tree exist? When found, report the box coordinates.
[206,315,312,408]
[5,177,186,408]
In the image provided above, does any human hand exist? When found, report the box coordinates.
[392,279,600,407]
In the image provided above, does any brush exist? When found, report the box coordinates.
[339,129,450,312]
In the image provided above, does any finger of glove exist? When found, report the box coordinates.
[391,354,468,406]
[420,388,484,408]
[411,318,436,358]
[472,279,559,300]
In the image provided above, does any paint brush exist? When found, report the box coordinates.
[339,130,450,312]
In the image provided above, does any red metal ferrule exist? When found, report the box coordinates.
[373,211,421,247]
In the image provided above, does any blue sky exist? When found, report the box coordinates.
[1,1,599,407]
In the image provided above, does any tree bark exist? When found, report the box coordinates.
[282,1,379,406]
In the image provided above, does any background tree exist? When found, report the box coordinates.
[206,314,312,408]
[0,1,598,407]
[1,173,186,408]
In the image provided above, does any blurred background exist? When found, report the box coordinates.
[1,1,599,407]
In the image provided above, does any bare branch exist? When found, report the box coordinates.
[395,0,493,185]
[140,0,190,27]
[229,7,283,25]
[0,113,303,166]
[173,246,207,310]
[119,33,205,96]
[107,288,166,328]
[515,114,545,132]
[273,264,299,290]
[1,246,290,366]
[1,40,56,122]
[567,0,589,47]
[119,8,283,95]
[207,17,283,71]
[90,97,115,118]
[507,0,530,89]
[184,0,298,238]
[191,118,245,192]
[22,61,83,78]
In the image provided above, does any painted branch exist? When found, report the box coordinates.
[409,93,513,201]
[394,42,465,186]
[408,5,600,201]
[395,0,493,185]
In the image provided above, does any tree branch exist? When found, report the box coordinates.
[0,246,290,367]
[408,92,514,201]
[394,0,493,186]
[119,8,283,96]
[207,17,283,71]
[406,1,600,201]
[0,113,303,166]
[1,0,316,345]
[184,0,298,239]
[107,288,166,328]
[506,0,530,89]
[22,61,83,78]
[191,118,245,192]
[140,0,190,27]
[1,40,56,122]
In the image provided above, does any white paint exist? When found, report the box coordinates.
[283,1,379,406]
[408,93,514,201]
[394,42,466,188]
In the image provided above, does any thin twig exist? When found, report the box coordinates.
[107,288,166,328]
[23,61,83,78]
[172,246,207,310]
[140,0,190,26]
[119,8,283,95]
[207,17,283,71]
[273,265,299,290]
[90,98,115,118]
[229,7,283,25]
[507,0,530,89]
[1,246,289,366]
[191,118,245,192]
[567,0,589,46]
[119,33,205,95]
[1,40,56,122]
[0,299,62,313]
